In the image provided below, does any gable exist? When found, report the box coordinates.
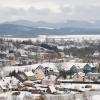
[84,64,92,71]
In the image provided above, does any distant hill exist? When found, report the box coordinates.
[5,20,100,29]
[0,20,100,37]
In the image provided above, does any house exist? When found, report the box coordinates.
[25,71,35,81]
[12,71,28,82]
[34,69,45,80]
[33,65,45,80]
[87,73,100,81]
[0,85,7,92]
[70,65,79,74]
[46,85,56,94]
[73,72,85,82]
[83,64,92,74]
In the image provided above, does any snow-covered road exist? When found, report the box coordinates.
[0,91,100,100]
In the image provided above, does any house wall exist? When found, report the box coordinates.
[87,73,100,81]
[73,74,84,82]
[34,69,45,80]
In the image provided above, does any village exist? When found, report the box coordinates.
[0,35,100,100]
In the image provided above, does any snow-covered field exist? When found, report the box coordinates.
[0,91,99,100]
[1,62,58,76]
[1,35,100,42]
[0,91,41,100]
[1,62,97,77]
[45,92,100,100]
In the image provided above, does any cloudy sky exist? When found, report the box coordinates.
[0,0,100,22]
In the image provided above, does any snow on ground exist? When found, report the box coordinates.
[0,91,100,100]
[1,37,37,42]
[60,83,100,91]
[92,95,100,100]
[0,91,41,100]
[47,35,100,41]
[2,62,59,76]
[2,35,100,43]
[44,91,100,100]
[1,62,98,77]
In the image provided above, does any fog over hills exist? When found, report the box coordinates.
[0,20,100,37]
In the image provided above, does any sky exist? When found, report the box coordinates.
[0,0,100,22]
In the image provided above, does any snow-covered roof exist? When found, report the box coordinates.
[25,71,34,76]
[93,51,100,56]
[48,85,56,93]
[3,62,58,74]
[87,72,100,75]
[3,64,40,73]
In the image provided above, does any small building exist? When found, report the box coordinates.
[73,72,85,82]
[0,85,7,92]
[70,65,79,74]
[34,69,45,80]
[87,73,100,81]
[33,65,45,80]
[46,85,56,94]
[83,64,92,74]
[15,71,28,82]
[25,71,35,81]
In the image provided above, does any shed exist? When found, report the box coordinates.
[25,71,35,81]
[46,85,56,94]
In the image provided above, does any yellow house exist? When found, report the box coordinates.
[34,68,45,80]
[73,72,85,82]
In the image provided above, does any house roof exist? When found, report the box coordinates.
[48,85,56,93]
[73,72,85,77]
[25,71,34,77]
[60,62,96,70]
[93,51,99,56]
[87,72,100,75]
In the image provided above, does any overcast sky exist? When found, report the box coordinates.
[0,0,100,22]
